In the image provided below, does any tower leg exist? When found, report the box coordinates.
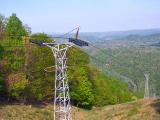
[144,73,149,99]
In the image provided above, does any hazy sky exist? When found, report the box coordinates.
[0,0,160,33]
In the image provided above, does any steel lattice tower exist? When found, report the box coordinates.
[30,27,88,120]
[144,73,149,98]
[50,44,72,120]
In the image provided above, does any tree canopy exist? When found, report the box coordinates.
[5,13,27,40]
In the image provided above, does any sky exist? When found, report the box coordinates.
[0,0,160,33]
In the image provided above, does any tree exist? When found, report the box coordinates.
[31,33,53,42]
[2,13,30,72]
[0,14,6,39]
[5,13,27,40]
[0,44,4,59]
[2,13,29,100]
[68,47,94,107]
[6,73,28,101]
[25,33,54,101]
[0,41,6,97]
[69,67,94,107]
[24,24,31,35]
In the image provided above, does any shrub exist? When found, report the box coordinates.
[6,73,28,101]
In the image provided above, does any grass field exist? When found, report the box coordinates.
[0,98,160,120]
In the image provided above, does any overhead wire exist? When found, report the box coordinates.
[84,42,152,86]
[0,30,145,92]
[56,27,80,38]
[87,42,133,69]
[0,28,148,76]
[2,28,158,94]
[0,31,134,72]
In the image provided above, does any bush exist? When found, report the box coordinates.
[6,73,28,101]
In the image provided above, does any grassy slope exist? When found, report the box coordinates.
[0,98,160,120]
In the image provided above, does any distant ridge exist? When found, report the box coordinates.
[50,28,160,42]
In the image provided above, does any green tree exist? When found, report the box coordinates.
[31,33,53,42]
[2,13,29,72]
[1,13,29,101]
[5,13,27,40]
[25,33,54,101]
[0,44,4,59]
[0,42,6,97]
[0,14,6,39]
[68,47,94,107]
[69,67,94,107]
[6,73,28,101]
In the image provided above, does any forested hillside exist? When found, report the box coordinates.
[85,33,160,96]
[0,13,139,108]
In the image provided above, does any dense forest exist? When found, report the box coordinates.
[0,13,141,108]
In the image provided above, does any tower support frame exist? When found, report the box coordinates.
[144,73,149,98]
[47,44,72,120]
